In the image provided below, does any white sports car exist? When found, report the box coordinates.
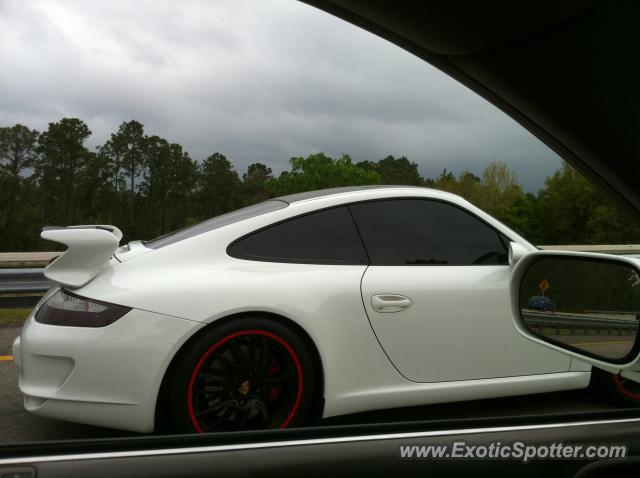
[13,185,631,434]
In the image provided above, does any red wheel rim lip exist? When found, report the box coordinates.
[187,329,304,433]
[613,374,640,400]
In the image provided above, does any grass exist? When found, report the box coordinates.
[0,308,32,327]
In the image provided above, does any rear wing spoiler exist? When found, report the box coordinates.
[41,225,123,288]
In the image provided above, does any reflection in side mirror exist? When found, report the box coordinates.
[517,255,640,364]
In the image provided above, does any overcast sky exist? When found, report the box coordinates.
[0,0,563,191]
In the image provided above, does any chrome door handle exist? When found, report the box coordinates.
[371,294,413,313]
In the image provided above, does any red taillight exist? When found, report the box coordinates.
[35,289,131,327]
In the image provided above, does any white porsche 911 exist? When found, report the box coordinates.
[13,185,632,434]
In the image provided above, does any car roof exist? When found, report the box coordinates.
[277,185,453,204]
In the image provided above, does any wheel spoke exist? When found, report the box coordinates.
[203,384,224,394]
[259,337,271,369]
[250,338,262,365]
[247,398,270,425]
[196,399,233,417]
[237,403,251,428]
[207,402,239,427]
[230,340,249,365]
[209,350,234,371]
[198,372,229,383]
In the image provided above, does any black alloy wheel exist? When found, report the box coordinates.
[168,317,318,433]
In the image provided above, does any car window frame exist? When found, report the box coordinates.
[227,196,513,267]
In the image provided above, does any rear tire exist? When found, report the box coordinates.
[167,317,317,433]
[591,368,640,406]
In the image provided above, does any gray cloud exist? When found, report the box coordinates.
[0,0,562,191]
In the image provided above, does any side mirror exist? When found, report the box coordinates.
[511,251,640,382]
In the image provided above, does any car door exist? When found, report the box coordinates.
[350,198,571,383]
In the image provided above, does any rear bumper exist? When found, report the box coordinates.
[13,306,203,433]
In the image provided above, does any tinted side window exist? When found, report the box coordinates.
[349,199,508,266]
[228,206,368,265]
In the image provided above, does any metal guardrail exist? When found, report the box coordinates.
[522,310,639,336]
[0,253,59,309]
[0,268,50,294]
[0,268,51,309]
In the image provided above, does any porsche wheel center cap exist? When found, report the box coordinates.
[238,380,251,396]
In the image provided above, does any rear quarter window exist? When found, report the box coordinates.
[228,206,368,265]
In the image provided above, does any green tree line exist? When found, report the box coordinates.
[1,118,639,251]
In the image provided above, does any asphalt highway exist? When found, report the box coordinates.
[0,326,626,444]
